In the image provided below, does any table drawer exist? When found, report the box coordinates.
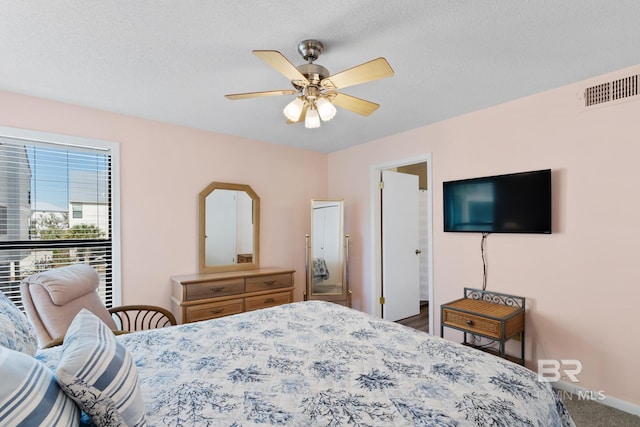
[184,279,244,301]
[442,308,502,339]
[245,291,292,312]
[245,274,292,293]
[185,299,244,322]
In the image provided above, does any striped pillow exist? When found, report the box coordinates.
[0,346,80,425]
[56,309,147,426]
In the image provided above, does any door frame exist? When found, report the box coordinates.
[369,153,434,334]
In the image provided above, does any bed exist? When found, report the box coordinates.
[31,300,574,426]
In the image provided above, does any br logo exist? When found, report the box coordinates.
[537,359,582,382]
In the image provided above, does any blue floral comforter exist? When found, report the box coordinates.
[38,301,574,426]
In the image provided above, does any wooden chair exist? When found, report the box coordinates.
[109,305,176,331]
[20,264,176,348]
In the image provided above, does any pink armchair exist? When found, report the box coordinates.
[20,264,175,348]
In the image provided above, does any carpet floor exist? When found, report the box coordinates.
[562,394,639,426]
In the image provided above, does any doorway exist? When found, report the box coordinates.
[369,154,434,334]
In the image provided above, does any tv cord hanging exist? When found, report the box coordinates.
[481,233,489,290]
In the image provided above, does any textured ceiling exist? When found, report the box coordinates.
[1,1,640,153]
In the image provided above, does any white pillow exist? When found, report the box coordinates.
[0,290,38,355]
[56,309,147,426]
[0,346,80,425]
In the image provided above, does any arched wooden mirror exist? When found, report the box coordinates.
[198,182,259,273]
[305,199,351,307]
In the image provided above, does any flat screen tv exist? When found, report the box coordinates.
[443,169,551,234]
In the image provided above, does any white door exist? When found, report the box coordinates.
[381,170,420,321]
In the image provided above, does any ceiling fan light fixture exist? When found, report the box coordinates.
[305,105,321,129]
[283,96,304,121]
[316,96,337,121]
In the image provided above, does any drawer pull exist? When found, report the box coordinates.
[210,308,224,314]
[264,280,276,286]
[264,298,275,303]
[466,319,473,326]
[210,287,224,293]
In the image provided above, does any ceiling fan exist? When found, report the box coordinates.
[225,39,394,129]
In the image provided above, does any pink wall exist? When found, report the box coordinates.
[329,65,640,405]
[0,90,327,305]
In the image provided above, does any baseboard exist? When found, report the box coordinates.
[553,380,640,416]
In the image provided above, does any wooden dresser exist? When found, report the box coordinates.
[171,268,295,324]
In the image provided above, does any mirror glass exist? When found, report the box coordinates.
[199,182,259,273]
[310,199,344,295]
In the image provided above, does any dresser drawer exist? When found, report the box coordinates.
[245,291,292,312]
[245,274,293,293]
[186,299,244,322]
[184,279,244,301]
[442,308,502,339]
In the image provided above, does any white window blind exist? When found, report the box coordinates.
[0,130,118,309]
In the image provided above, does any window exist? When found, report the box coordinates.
[72,203,83,219]
[0,206,6,235]
[0,127,120,309]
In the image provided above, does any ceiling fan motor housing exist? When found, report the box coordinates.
[294,63,330,89]
[294,40,329,91]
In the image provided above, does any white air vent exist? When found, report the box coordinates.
[584,74,639,107]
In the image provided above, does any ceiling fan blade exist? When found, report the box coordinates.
[322,57,394,90]
[225,89,297,100]
[253,50,309,87]
[331,92,380,116]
